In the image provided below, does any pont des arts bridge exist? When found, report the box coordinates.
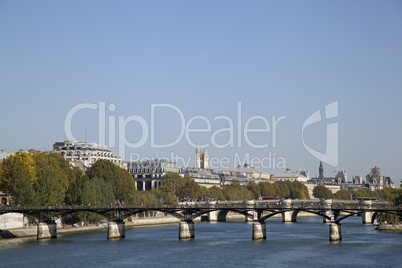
[0,200,400,242]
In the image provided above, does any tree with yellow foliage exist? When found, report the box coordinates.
[0,153,37,193]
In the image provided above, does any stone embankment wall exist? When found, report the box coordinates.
[0,213,26,229]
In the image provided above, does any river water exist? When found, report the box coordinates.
[0,217,400,268]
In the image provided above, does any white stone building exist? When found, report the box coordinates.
[219,164,271,186]
[195,148,209,169]
[365,166,394,190]
[53,141,125,171]
[0,150,15,163]
[126,159,182,191]
[183,168,221,188]
[271,170,308,183]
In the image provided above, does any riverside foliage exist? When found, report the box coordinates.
[0,153,400,209]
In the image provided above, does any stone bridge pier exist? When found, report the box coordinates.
[107,220,125,239]
[281,199,296,222]
[37,221,57,239]
[179,220,195,239]
[329,222,342,241]
[252,221,266,240]
[208,201,218,222]
[360,200,374,224]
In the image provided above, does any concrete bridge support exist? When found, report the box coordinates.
[208,202,218,221]
[281,211,294,222]
[281,199,295,222]
[179,220,194,239]
[362,211,374,224]
[37,221,57,239]
[252,221,266,240]
[360,200,373,224]
[208,210,218,221]
[107,220,125,239]
[329,223,342,241]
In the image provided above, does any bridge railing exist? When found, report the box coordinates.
[0,201,398,212]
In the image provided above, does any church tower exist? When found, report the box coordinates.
[196,147,201,168]
[195,148,209,169]
[319,161,324,180]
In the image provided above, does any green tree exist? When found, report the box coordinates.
[1,153,37,193]
[154,172,188,203]
[182,177,202,201]
[347,187,355,200]
[162,172,185,198]
[333,189,349,200]
[259,182,275,197]
[376,187,396,202]
[34,153,82,192]
[313,184,333,199]
[154,186,177,205]
[34,168,65,205]
[222,180,253,200]
[133,190,160,205]
[68,176,114,205]
[67,176,114,223]
[378,214,399,224]
[353,188,374,199]
[288,181,310,199]
[12,178,38,206]
[393,188,402,206]
[274,181,291,198]
[247,182,261,199]
[0,164,3,186]
[85,160,136,204]
[207,186,224,201]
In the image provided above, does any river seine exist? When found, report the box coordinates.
[0,217,400,268]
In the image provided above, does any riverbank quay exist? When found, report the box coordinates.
[375,223,402,231]
[0,215,181,238]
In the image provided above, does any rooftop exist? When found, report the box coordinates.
[272,171,307,178]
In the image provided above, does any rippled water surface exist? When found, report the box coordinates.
[0,217,401,268]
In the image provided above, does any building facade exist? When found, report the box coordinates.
[365,166,394,190]
[126,159,182,191]
[271,169,308,183]
[353,175,363,184]
[195,148,209,169]
[219,164,271,186]
[53,141,125,171]
[0,150,16,163]
[183,168,221,188]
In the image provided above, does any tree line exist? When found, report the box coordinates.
[313,184,402,224]
[1,152,400,224]
[142,172,311,205]
[0,153,311,207]
[312,184,402,205]
[0,152,136,207]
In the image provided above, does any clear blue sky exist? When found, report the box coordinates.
[1,1,401,184]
